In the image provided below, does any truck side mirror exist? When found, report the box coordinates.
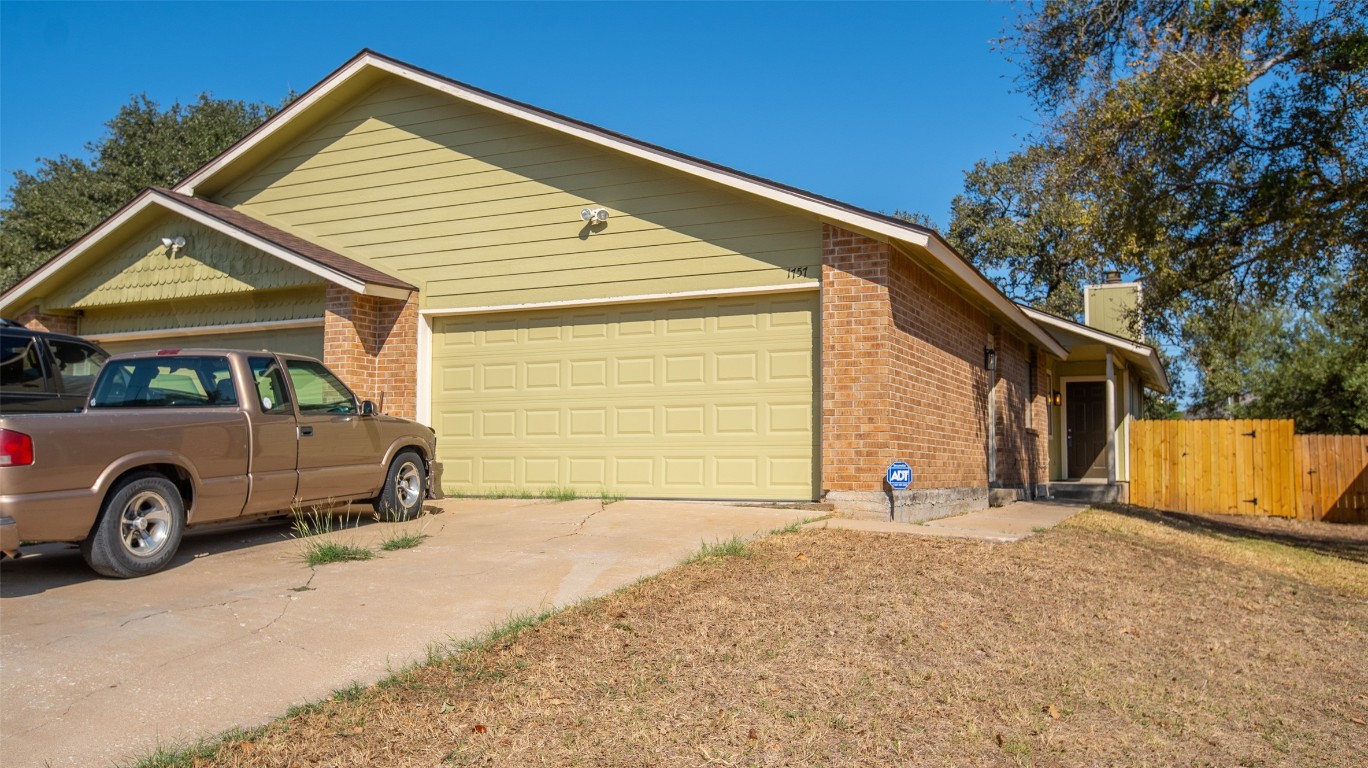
[359,400,377,416]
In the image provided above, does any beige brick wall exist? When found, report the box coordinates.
[323,285,418,419]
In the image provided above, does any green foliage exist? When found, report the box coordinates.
[950,1,1367,420]
[947,144,1102,317]
[1004,0,1368,335]
[1,93,280,291]
[539,486,579,502]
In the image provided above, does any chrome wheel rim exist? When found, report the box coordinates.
[119,491,173,559]
[396,461,422,510]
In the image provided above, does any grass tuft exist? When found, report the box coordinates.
[539,486,579,502]
[291,505,372,566]
[379,530,428,551]
[599,488,625,505]
[685,535,750,564]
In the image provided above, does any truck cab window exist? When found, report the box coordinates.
[285,359,357,414]
[248,356,293,414]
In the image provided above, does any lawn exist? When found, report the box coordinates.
[149,506,1367,767]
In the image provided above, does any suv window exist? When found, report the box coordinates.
[285,359,356,414]
[47,338,107,398]
[0,334,48,392]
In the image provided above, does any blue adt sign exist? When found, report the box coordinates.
[886,461,912,490]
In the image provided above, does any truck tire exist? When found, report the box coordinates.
[373,450,426,522]
[81,472,185,578]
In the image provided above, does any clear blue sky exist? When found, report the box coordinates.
[0,1,1039,228]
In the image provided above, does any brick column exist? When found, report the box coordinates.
[323,285,419,419]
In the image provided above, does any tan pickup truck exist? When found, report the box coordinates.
[0,349,440,577]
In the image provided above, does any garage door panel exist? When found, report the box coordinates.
[432,294,815,499]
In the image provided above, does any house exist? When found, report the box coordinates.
[0,50,1165,518]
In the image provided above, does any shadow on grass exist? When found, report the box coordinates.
[1101,503,1368,565]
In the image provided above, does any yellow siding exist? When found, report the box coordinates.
[222,77,821,310]
[78,287,325,335]
[45,216,323,310]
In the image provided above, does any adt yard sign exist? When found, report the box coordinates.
[886,461,912,490]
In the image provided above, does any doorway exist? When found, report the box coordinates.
[1066,381,1107,480]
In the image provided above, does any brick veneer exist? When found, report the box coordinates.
[323,285,418,419]
[992,330,1049,496]
[16,305,78,335]
[820,224,1048,519]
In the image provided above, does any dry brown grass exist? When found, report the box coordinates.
[176,508,1367,767]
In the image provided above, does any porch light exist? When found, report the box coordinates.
[983,346,996,371]
[1050,390,1062,407]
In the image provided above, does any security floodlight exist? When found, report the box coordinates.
[161,236,186,255]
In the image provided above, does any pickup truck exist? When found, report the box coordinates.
[0,349,441,578]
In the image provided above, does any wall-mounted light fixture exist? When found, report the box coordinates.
[983,346,997,372]
[580,207,610,225]
[161,236,186,256]
[1050,390,1062,407]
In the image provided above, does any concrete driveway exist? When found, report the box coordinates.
[0,498,809,767]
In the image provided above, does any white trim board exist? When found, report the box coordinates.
[0,190,405,314]
[418,282,819,317]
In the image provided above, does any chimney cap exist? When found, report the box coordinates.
[1104,270,1122,284]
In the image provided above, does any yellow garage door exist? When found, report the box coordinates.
[432,294,817,500]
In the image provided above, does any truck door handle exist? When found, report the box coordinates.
[299,426,314,437]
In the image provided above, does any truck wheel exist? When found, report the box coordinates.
[374,450,426,522]
[81,473,185,578]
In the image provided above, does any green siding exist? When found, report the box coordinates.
[221,78,821,310]
[45,216,324,310]
[1085,284,1141,340]
[79,287,325,335]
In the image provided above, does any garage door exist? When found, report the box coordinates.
[97,325,324,358]
[432,294,817,500]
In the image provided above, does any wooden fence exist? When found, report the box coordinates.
[1130,419,1368,523]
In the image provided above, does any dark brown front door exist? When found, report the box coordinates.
[1066,381,1107,479]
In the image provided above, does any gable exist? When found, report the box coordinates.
[216,76,821,311]
[44,213,324,310]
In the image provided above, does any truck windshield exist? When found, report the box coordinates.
[89,356,237,408]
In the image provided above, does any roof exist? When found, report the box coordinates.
[0,188,415,313]
[1018,305,1170,394]
[173,49,1067,358]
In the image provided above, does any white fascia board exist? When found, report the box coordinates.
[418,282,817,317]
[916,239,1068,358]
[175,55,934,261]
[161,199,370,293]
[1020,305,1151,356]
[0,192,379,314]
[176,57,374,196]
[1021,305,1169,393]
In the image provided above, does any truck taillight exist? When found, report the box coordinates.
[0,429,34,467]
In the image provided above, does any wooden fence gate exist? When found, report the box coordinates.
[1130,419,1368,523]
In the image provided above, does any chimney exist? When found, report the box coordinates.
[1084,276,1142,341]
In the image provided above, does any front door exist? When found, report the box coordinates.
[1066,381,1108,480]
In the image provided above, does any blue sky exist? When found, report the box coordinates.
[0,1,1039,228]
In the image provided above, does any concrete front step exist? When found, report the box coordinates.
[1050,482,1126,504]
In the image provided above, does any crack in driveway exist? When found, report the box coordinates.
[543,507,605,543]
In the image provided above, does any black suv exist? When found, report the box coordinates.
[0,319,109,413]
